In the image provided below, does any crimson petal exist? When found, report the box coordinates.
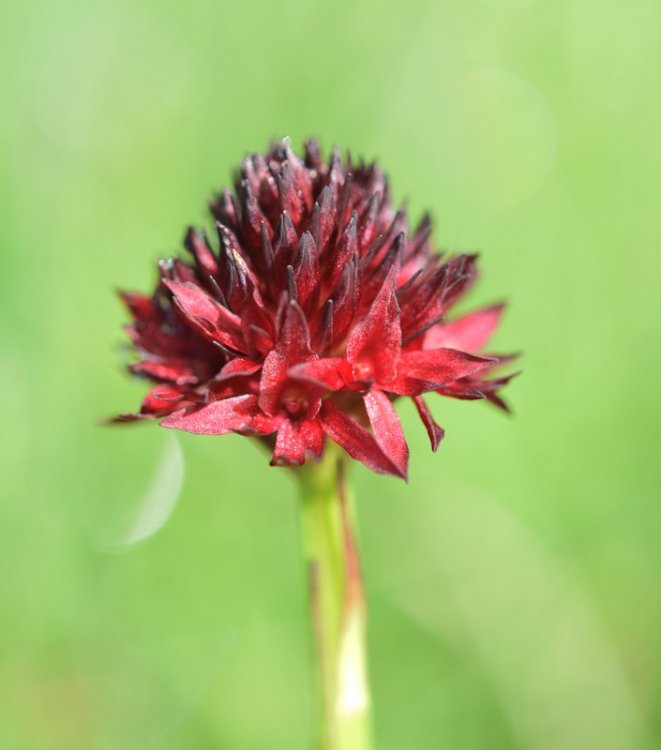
[260,303,314,415]
[161,394,261,435]
[271,418,325,466]
[163,280,247,353]
[412,396,445,452]
[129,358,202,385]
[288,358,348,391]
[424,304,505,351]
[279,299,313,361]
[258,350,287,416]
[391,348,496,395]
[118,291,160,322]
[346,263,401,383]
[214,357,261,383]
[363,388,409,480]
[320,401,406,479]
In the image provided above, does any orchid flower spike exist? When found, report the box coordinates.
[113,138,517,479]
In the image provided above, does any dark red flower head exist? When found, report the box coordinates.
[113,138,517,479]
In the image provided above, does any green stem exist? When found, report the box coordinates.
[298,445,373,750]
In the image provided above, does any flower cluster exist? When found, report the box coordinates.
[114,139,516,478]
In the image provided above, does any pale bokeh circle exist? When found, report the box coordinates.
[100,433,185,551]
[451,68,556,209]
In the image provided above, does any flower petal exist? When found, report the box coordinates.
[278,299,313,360]
[290,232,320,306]
[260,301,318,416]
[346,263,401,383]
[214,358,261,384]
[129,358,203,385]
[412,396,445,452]
[328,254,360,341]
[271,418,325,466]
[304,419,326,460]
[319,401,406,479]
[161,394,261,435]
[363,388,409,480]
[184,227,218,277]
[391,348,497,395]
[118,291,160,322]
[398,254,477,342]
[108,384,198,423]
[163,280,246,352]
[288,358,348,391]
[424,304,505,351]
[258,350,288,416]
[440,370,521,410]
[109,413,147,423]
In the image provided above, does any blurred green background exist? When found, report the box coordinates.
[2,0,660,748]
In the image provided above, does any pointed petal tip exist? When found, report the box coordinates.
[397,465,409,482]
[489,395,513,414]
[320,400,407,479]
[102,413,150,426]
[269,454,305,468]
[363,388,409,480]
[412,395,445,453]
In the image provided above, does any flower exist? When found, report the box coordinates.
[113,138,517,478]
